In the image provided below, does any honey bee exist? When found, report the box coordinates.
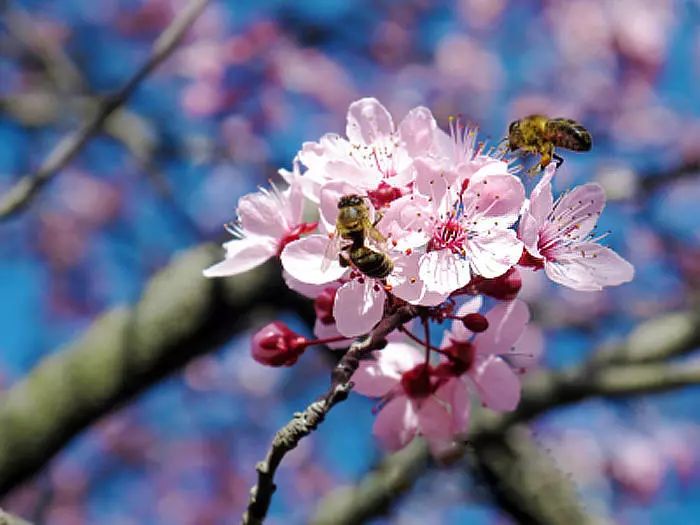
[322,194,394,279]
[505,115,592,175]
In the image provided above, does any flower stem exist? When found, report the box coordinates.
[307,335,351,347]
[398,325,446,355]
[422,317,431,366]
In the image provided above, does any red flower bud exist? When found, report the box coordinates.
[251,321,307,367]
[314,287,337,325]
[474,266,522,300]
[461,313,489,333]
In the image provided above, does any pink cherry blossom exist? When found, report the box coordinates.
[203,166,316,278]
[385,162,524,295]
[518,165,635,291]
[437,298,531,411]
[297,98,438,203]
[351,342,470,453]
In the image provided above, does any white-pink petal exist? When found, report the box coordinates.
[418,250,471,295]
[467,170,525,229]
[469,355,521,411]
[351,342,423,397]
[476,299,530,356]
[442,378,471,435]
[466,229,522,279]
[412,157,456,203]
[398,106,437,157]
[553,182,606,239]
[203,236,276,277]
[346,97,394,145]
[527,164,555,224]
[379,194,431,250]
[517,210,542,257]
[282,270,334,299]
[333,278,386,337]
[415,396,453,444]
[389,252,450,306]
[508,324,544,371]
[237,190,288,239]
[325,160,381,191]
[545,243,634,291]
[281,235,347,285]
[373,396,418,451]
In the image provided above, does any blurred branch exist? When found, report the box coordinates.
[312,305,700,524]
[468,426,613,525]
[0,508,31,525]
[0,244,311,497]
[311,440,429,525]
[242,305,418,525]
[0,6,192,221]
[0,0,211,221]
[0,8,85,93]
[639,159,700,196]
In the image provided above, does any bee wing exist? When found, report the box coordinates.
[321,232,344,272]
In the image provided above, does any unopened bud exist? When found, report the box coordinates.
[462,313,489,333]
[314,287,337,325]
[251,321,307,367]
[475,266,522,300]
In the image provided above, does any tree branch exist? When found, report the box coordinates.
[0,508,31,525]
[242,305,418,525]
[0,0,211,220]
[311,440,429,525]
[0,244,310,497]
[468,426,614,525]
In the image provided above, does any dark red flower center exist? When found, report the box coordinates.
[277,222,318,255]
[367,181,402,209]
[400,364,434,399]
[518,247,545,270]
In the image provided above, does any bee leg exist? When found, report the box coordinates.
[338,253,350,267]
[372,212,384,227]
[528,143,554,176]
[527,163,540,177]
[553,153,564,168]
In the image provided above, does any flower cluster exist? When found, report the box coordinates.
[205,98,634,453]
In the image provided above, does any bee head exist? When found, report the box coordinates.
[338,194,365,209]
[507,120,522,149]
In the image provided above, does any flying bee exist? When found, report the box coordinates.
[505,115,592,176]
[321,194,394,279]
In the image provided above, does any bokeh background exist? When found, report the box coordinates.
[1,0,700,523]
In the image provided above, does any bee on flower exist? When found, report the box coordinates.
[204,97,634,456]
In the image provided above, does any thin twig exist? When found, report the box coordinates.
[241,305,418,525]
[0,0,211,220]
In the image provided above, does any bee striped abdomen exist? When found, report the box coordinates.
[349,246,393,279]
[546,118,592,151]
